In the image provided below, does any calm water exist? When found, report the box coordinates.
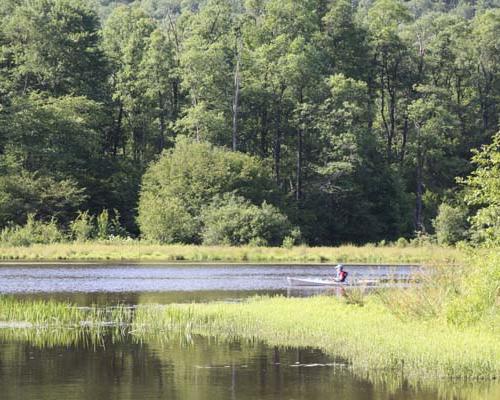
[0,263,416,304]
[0,332,497,400]
[0,263,497,400]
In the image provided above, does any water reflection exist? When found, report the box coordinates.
[0,330,496,400]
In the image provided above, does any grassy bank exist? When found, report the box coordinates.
[132,296,499,379]
[1,295,497,379]
[0,242,466,264]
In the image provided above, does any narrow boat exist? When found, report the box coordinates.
[286,277,347,286]
[286,277,378,287]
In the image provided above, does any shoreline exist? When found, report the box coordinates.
[0,242,466,265]
[0,260,423,266]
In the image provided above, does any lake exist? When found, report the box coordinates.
[0,263,498,400]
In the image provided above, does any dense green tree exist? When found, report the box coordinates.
[461,131,500,245]
[2,0,108,99]
[0,157,86,228]
[137,137,279,242]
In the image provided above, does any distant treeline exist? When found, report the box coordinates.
[0,0,498,246]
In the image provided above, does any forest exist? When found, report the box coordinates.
[0,0,498,246]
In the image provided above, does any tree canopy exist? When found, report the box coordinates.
[0,0,499,245]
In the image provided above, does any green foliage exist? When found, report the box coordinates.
[138,196,198,244]
[96,209,110,240]
[433,203,468,245]
[3,93,105,181]
[461,131,500,246]
[0,214,65,246]
[201,193,293,246]
[395,237,409,248]
[0,157,86,228]
[445,251,500,326]
[0,0,499,246]
[138,137,277,243]
[70,211,94,242]
[2,0,107,98]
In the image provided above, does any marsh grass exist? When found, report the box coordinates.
[131,296,499,379]
[0,294,498,379]
[0,242,465,264]
[0,297,134,328]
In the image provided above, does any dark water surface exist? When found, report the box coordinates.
[0,333,497,400]
[0,263,498,400]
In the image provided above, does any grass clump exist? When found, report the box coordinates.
[0,297,133,328]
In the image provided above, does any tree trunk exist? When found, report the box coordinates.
[158,91,165,152]
[232,49,241,151]
[274,105,282,186]
[260,107,268,157]
[414,125,425,233]
[296,127,302,201]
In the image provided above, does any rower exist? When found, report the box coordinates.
[335,264,348,282]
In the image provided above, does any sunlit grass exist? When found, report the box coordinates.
[132,295,499,379]
[0,293,497,379]
[0,242,466,264]
[0,297,133,327]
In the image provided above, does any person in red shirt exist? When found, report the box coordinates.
[334,264,348,282]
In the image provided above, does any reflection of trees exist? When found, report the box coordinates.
[0,330,497,400]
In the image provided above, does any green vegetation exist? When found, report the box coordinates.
[434,203,469,246]
[0,0,498,246]
[0,296,133,327]
[138,138,287,244]
[132,296,499,379]
[0,242,465,264]
[201,194,294,246]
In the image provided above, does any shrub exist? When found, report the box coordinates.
[433,203,468,245]
[137,137,278,243]
[108,209,128,238]
[0,214,65,246]
[70,211,95,241]
[96,209,110,240]
[409,231,435,247]
[445,251,500,326]
[139,197,198,244]
[395,237,409,248]
[201,194,293,246]
[282,228,301,249]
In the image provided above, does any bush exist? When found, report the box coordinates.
[137,137,278,243]
[139,197,198,244]
[70,211,94,241]
[409,231,435,247]
[445,251,500,326]
[0,214,65,246]
[201,194,293,246]
[433,203,468,245]
[395,237,409,248]
[96,209,110,240]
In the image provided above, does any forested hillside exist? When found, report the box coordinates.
[0,0,498,245]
